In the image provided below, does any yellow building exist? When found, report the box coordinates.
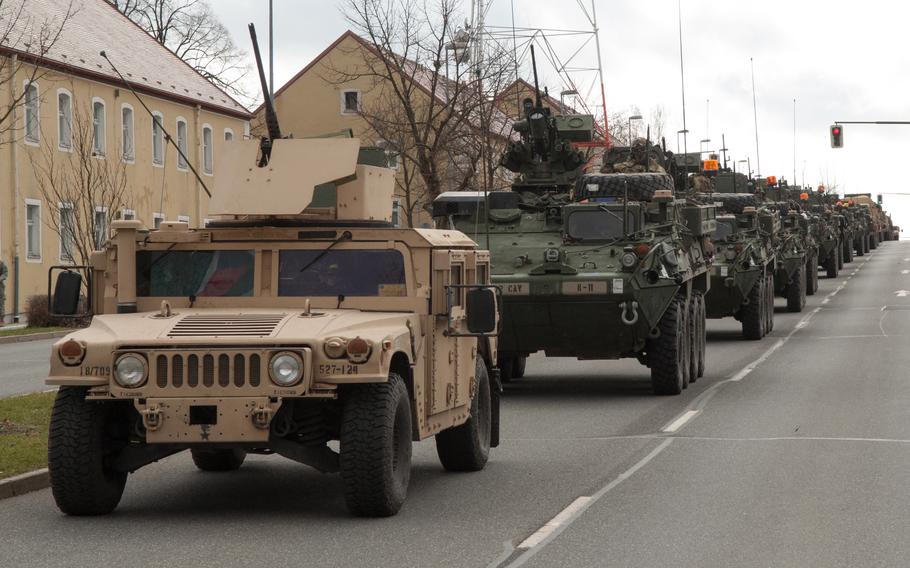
[0,0,251,321]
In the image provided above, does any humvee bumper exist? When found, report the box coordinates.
[137,397,280,444]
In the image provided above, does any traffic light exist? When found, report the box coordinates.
[830,124,844,148]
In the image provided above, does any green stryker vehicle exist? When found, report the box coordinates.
[434,88,715,395]
[810,204,843,278]
[771,204,809,312]
[695,189,777,340]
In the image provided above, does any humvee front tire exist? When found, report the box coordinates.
[498,355,514,384]
[786,263,806,313]
[648,297,686,396]
[435,358,491,472]
[48,387,127,516]
[339,373,412,517]
[741,277,764,340]
[513,356,527,379]
[191,449,246,472]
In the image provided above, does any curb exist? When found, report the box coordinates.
[0,331,70,345]
[0,468,50,500]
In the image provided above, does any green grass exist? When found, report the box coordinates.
[0,326,69,338]
[0,391,55,479]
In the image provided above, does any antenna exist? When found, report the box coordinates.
[249,23,282,166]
[751,57,761,176]
[530,45,542,108]
[100,50,211,197]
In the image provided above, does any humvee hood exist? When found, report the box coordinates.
[71,309,415,346]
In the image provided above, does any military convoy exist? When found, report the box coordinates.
[44,26,500,518]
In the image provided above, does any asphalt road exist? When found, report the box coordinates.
[2,242,909,567]
[0,338,55,397]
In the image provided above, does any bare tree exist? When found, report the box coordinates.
[107,0,250,104]
[649,104,666,144]
[30,100,129,266]
[0,0,75,146]
[326,0,514,226]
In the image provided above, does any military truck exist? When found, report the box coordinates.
[43,26,500,518]
[696,193,777,340]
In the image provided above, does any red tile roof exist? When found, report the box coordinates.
[0,0,250,118]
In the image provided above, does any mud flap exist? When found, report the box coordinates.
[489,366,501,448]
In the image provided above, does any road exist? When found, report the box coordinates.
[0,338,55,397]
[2,243,909,567]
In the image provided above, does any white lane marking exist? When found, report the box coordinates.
[503,438,674,567]
[730,339,785,382]
[661,409,700,433]
[895,290,910,297]
[902,270,909,275]
[517,496,592,549]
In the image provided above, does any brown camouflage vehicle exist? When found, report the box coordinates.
[44,65,500,517]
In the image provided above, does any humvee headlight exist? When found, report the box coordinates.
[269,352,303,386]
[114,354,147,388]
[324,337,347,359]
[620,251,638,269]
[345,337,372,364]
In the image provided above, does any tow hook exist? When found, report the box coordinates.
[141,404,163,432]
[621,300,640,326]
[251,405,273,429]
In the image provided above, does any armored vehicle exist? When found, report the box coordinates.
[44,27,500,518]
[771,206,809,312]
[696,192,777,340]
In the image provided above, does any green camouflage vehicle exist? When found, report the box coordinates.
[435,89,715,394]
[770,205,809,312]
[695,190,777,340]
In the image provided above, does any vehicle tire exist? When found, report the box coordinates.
[339,373,412,517]
[766,273,775,333]
[513,356,527,379]
[741,277,764,340]
[694,291,706,379]
[48,387,127,516]
[786,263,805,313]
[436,358,492,472]
[864,235,871,254]
[191,449,246,471]
[806,254,818,296]
[498,355,514,384]
[648,297,686,395]
[836,241,844,270]
[871,232,878,249]
[844,238,853,263]
[825,251,838,278]
[706,193,760,215]
[855,236,864,257]
[576,172,675,201]
[687,295,698,383]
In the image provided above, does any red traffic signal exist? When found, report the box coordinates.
[830,124,843,148]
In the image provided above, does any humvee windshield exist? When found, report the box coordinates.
[137,250,255,297]
[278,249,406,297]
[714,219,737,241]
[566,209,636,241]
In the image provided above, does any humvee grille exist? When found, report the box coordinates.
[154,351,263,390]
[168,314,286,337]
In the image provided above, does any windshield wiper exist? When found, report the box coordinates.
[299,230,352,274]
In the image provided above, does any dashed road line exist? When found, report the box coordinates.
[661,409,700,433]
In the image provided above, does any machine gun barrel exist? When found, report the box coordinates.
[249,23,282,142]
[530,45,542,108]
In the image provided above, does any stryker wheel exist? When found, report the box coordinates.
[339,373,412,517]
[648,297,686,396]
[787,263,806,313]
[435,357,491,472]
[741,277,764,340]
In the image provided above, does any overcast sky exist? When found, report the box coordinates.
[215,0,910,230]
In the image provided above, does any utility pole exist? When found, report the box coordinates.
[269,0,274,97]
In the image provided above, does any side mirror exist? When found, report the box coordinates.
[465,288,497,334]
[52,270,82,316]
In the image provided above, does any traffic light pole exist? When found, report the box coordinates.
[834,121,910,125]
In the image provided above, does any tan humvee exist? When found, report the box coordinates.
[45,136,500,518]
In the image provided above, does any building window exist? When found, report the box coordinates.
[341,90,360,114]
[202,124,213,174]
[121,104,134,162]
[177,214,190,225]
[94,206,108,249]
[92,98,106,156]
[24,81,39,144]
[122,208,136,220]
[26,199,42,261]
[176,117,188,170]
[57,89,72,150]
[152,112,164,165]
[59,203,75,262]
[392,197,401,227]
[224,128,234,141]
[153,212,164,229]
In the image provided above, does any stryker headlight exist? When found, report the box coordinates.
[544,248,561,263]
[620,251,639,269]
[269,352,303,386]
[114,354,147,388]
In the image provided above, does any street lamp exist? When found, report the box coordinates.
[628,115,643,154]
[560,89,578,113]
[676,128,689,153]
[738,158,751,180]
[699,138,711,154]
